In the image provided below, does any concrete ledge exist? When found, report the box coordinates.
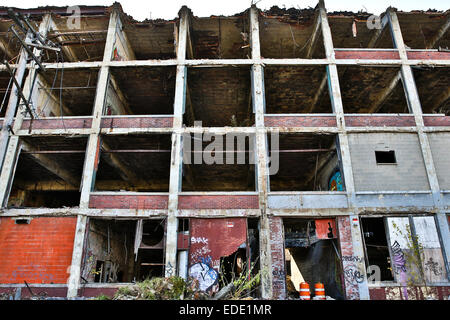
[354,191,434,208]
[268,192,348,209]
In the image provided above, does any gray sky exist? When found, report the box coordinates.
[2,0,449,21]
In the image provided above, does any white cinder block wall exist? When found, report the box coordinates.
[347,133,430,191]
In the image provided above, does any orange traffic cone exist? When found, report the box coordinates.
[314,282,326,300]
[299,282,310,300]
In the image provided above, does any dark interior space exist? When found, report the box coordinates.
[7,136,87,208]
[108,66,176,115]
[95,134,171,192]
[328,12,394,48]
[338,66,409,113]
[397,11,450,49]
[181,133,255,191]
[412,66,450,115]
[361,217,394,281]
[284,218,344,300]
[184,66,253,127]
[188,14,250,59]
[81,218,165,284]
[264,65,332,114]
[0,71,12,118]
[269,133,341,191]
[122,18,176,60]
[259,7,326,59]
[35,68,99,117]
[46,14,109,62]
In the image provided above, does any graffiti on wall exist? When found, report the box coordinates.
[8,264,55,283]
[343,265,364,284]
[328,170,343,191]
[424,257,443,277]
[391,241,407,274]
[188,255,219,292]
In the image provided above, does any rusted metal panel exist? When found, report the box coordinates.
[315,218,337,239]
[188,218,247,293]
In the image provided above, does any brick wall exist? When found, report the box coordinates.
[21,118,92,130]
[268,216,286,299]
[335,50,400,60]
[345,115,415,127]
[101,117,173,129]
[427,132,450,190]
[347,133,430,191]
[264,116,336,127]
[89,194,169,209]
[178,195,259,209]
[423,116,450,126]
[0,217,77,284]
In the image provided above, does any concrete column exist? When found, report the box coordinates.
[164,8,189,277]
[319,0,369,299]
[388,9,450,277]
[67,8,120,298]
[250,5,276,299]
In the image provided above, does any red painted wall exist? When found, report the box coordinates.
[0,217,77,284]
[188,218,247,293]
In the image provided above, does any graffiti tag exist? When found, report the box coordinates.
[344,266,364,284]
[391,241,407,274]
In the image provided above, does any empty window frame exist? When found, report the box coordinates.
[375,150,396,164]
[7,136,87,208]
[284,218,344,300]
[81,219,166,284]
[268,133,343,191]
[361,215,448,285]
[94,134,171,192]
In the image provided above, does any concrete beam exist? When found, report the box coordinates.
[367,14,389,48]
[21,142,80,187]
[305,12,321,59]
[425,16,450,49]
[99,141,140,184]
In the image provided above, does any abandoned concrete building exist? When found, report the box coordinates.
[0,1,449,300]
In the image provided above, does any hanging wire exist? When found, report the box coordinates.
[0,76,13,114]
[58,48,67,131]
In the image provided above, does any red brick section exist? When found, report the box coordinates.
[337,216,360,300]
[335,50,400,60]
[407,51,450,60]
[0,217,77,284]
[369,286,450,300]
[21,118,92,130]
[178,195,259,209]
[0,286,68,298]
[78,287,119,298]
[269,216,286,300]
[264,116,337,127]
[101,117,173,129]
[345,115,416,127]
[423,116,450,127]
[89,194,169,209]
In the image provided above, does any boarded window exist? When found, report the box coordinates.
[385,216,448,285]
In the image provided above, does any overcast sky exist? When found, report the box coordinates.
[2,0,449,21]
